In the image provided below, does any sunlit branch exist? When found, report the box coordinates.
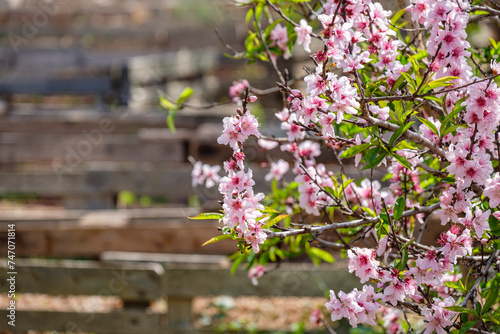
[265,203,441,239]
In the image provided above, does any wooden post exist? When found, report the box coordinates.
[167,297,193,329]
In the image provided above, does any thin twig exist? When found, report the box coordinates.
[252,7,286,84]
[265,203,440,239]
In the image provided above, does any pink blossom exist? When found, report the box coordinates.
[422,297,456,334]
[229,79,249,103]
[202,164,221,188]
[438,227,472,263]
[309,309,322,326]
[191,161,205,188]
[281,113,304,142]
[435,203,458,225]
[217,116,246,149]
[239,114,260,137]
[294,19,312,52]
[325,286,381,328]
[270,24,289,51]
[257,139,279,150]
[484,173,500,208]
[244,222,267,253]
[347,247,380,283]
[248,264,265,286]
[369,104,389,121]
[265,159,289,181]
[191,161,221,188]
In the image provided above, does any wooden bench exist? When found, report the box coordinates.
[0,257,358,333]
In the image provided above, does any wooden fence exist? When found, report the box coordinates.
[0,256,359,333]
[0,110,234,209]
[0,207,237,256]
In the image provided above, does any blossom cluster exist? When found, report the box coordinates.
[191,0,500,332]
[325,285,382,328]
[217,101,267,253]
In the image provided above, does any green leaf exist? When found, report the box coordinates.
[118,190,136,206]
[459,321,478,334]
[262,206,280,214]
[202,234,234,246]
[400,71,416,92]
[423,95,443,104]
[389,122,416,147]
[159,95,177,110]
[167,110,176,134]
[393,140,417,151]
[176,87,194,106]
[413,50,429,61]
[395,248,408,271]
[445,281,466,293]
[231,254,245,275]
[417,117,439,136]
[488,214,500,236]
[340,143,371,158]
[245,7,253,24]
[361,206,376,217]
[308,247,335,263]
[475,301,482,316]
[393,153,412,170]
[340,179,354,193]
[189,212,224,220]
[255,3,263,22]
[483,282,499,313]
[391,73,406,92]
[393,197,405,222]
[391,8,407,25]
[440,124,465,138]
[473,10,490,15]
[483,314,500,325]
[408,56,420,75]
[443,96,467,125]
[263,214,290,229]
[445,306,478,316]
[426,76,460,90]
[362,149,388,170]
[490,38,498,50]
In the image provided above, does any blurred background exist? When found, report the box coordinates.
[0,1,335,333]
[0,0,498,333]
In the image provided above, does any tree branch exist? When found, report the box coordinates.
[265,203,440,239]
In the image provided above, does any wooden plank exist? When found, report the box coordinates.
[0,207,236,256]
[0,207,200,228]
[0,168,193,198]
[0,259,164,301]
[0,139,185,163]
[101,252,230,267]
[0,224,236,256]
[164,266,360,298]
[0,77,111,95]
[0,108,232,133]
[0,130,188,164]
[0,310,161,334]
